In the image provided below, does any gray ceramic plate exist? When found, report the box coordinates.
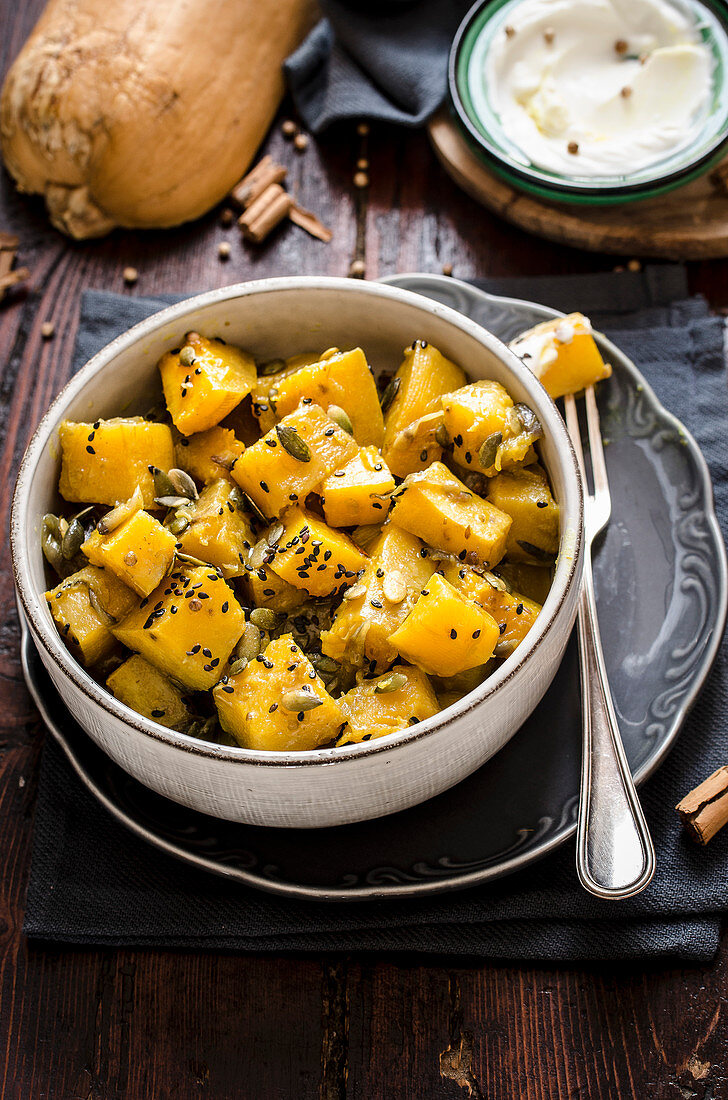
[19,276,728,901]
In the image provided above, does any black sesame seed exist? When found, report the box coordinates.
[499,622,507,635]
[263,588,275,597]
[188,645,201,654]
[472,629,481,639]
[203,648,212,658]
[536,501,548,509]
[222,685,234,694]
[374,463,383,472]
[376,568,384,578]
[458,550,467,561]
[420,449,428,462]
[222,601,229,613]
[373,502,383,510]
[269,703,278,712]
[370,599,383,609]
[450,629,457,639]
[465,451,472,464]
[265,439,277,447]
[516,603,524,615]
[211,658,220,667]
[260,481,269,493]
[151,709,165,718]
[86,445,95,454]
[324,427,335,437]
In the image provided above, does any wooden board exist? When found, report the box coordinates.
[429,111,728,260]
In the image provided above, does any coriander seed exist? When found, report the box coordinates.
[353,171,369,188]
[282,119,297,138]
[567,141,579,155]
[218,241,232,260]
[294,133,309,151]
[123,266,138,285]
[41,321,55,339]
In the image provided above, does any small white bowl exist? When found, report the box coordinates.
[11,277,583,829]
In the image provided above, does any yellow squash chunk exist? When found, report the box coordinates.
[336,665,439,745]
[46,565,137,666]
[252,351,322,435]
[175,426,245,484]
[321,526,434,672]
[270,508,367,597]
[113,564,245,691]
[390,461,512,569]
[246,563,307,614]
[213,634,345,751]
[382,340,466,462]
[272,347,384,446]
[82,508,176,598]
[495,562,553,605]
[509,313,611,399]
[107,655,194,731]
[58,417,174,507]
[388,574,500,677]
[441,380,535,475]
[232,402,358,519]
[321,447,395,528]
[385,410,445,479]
[177,479,255,579]
[486,464,560,564]
[441,562,542,658]
[158,332,256,436]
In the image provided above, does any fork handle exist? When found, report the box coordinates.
[575,557,656,899]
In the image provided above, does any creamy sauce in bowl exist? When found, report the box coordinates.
[484,0,714,177]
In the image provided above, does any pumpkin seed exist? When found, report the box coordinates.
[267,523,285,548]
[276,423,311,463]
[281,689,324,712]
[235,622,262,663]
[320,347,340,361]
[248,539,269,571]
[516,540,555,563]
[374,671,407,694]
[250,607,280,631]
[88,586,117,624]
[435,423,451,449]
[97,485,144,535]
[342,582,366,601]
[313,654,340,674]
[167,468,199,500]
[380,376,400,413]
[175,551,209,567]
[179,345,196,367]
[61,517,85,560]
[151,467,177,499]
[514,403,543,437]
[168,510,192,536]
[484,571,509,593]
[478,431,503,470]
[229,487,247,511]
[228,657,249,676]
[326,405,353,435]
[257,357,286,376]
[241,492,268,525]
[494,639,516,659]
[41,515,64,574]
[156,494,194,509]
[382,571,407,604]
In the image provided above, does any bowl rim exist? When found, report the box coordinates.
[448,0,728,201]
[11,275,583,768]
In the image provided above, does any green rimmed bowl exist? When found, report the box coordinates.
[449,0,728,205]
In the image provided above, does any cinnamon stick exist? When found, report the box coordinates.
[676,765,728,844]
[289,202,333,243]
[239,183,292,242]
[230,155,287,209]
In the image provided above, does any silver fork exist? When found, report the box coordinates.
[564,386,655,899]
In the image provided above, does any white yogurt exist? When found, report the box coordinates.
[484,0,713,176]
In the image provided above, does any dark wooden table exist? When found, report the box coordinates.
[3,6,728,1099]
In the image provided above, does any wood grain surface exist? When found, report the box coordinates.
[2,3,728,1098]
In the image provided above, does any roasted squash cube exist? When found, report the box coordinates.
[177,479,255,579]
[509,313,611,399]
[321,525,434,671]
[388,574,500,677]
[46,565,137,666]
[246,563,307,614]
[82,508,176,597]
[272,347,384,446]
[252,351,322,435]
[441,380,527,474]
[107,654,195,731]
[213,635,345,751]
[385,410,445,479]
[321,447,395,527]
[58,417,174,507]
[158,332,256,436]
[232,402,358,519]
[112,564,245,691]
[441,562,541,658]
[175,426,245,484]
[486,464,560,564]
[390,461,511,569]
[270,508,367,597]
[382,341,466,464]
[336,664,439,745]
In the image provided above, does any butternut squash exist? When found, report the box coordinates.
[509,314,611,399]
[0,0,316,238]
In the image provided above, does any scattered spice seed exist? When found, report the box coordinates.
[615,39,628,54]
[353,171,369,188]
[220,208,234,227]
[357,158,369,171]
[293,132,309,152]
[621,86,632,98]
[282,119,297,138]
[41,321,55,339]
[450,629,458,639]
[122,266,138,285]
[567,141,579,155]
[628,258,642,272]
[544,27,555,43]
[505,24,516,37]
[218,241,232,260]
[349,259,366,278]
[442,263,453,277]
[357,122,370,135]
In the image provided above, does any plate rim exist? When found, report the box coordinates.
[20,275,728,902]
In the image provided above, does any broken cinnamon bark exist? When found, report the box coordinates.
[230,156,287,209]
[238,183,293,242]
[676,765,728,844]
[289,202,333,243]
[0,234,30,301]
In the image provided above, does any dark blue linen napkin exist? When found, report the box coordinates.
[284,0,472,131]
[23,267,728,961]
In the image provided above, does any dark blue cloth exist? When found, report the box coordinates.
[284,0,472,131]
[23,267,728,961]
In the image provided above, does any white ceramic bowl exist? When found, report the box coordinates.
[12,277,583,829]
